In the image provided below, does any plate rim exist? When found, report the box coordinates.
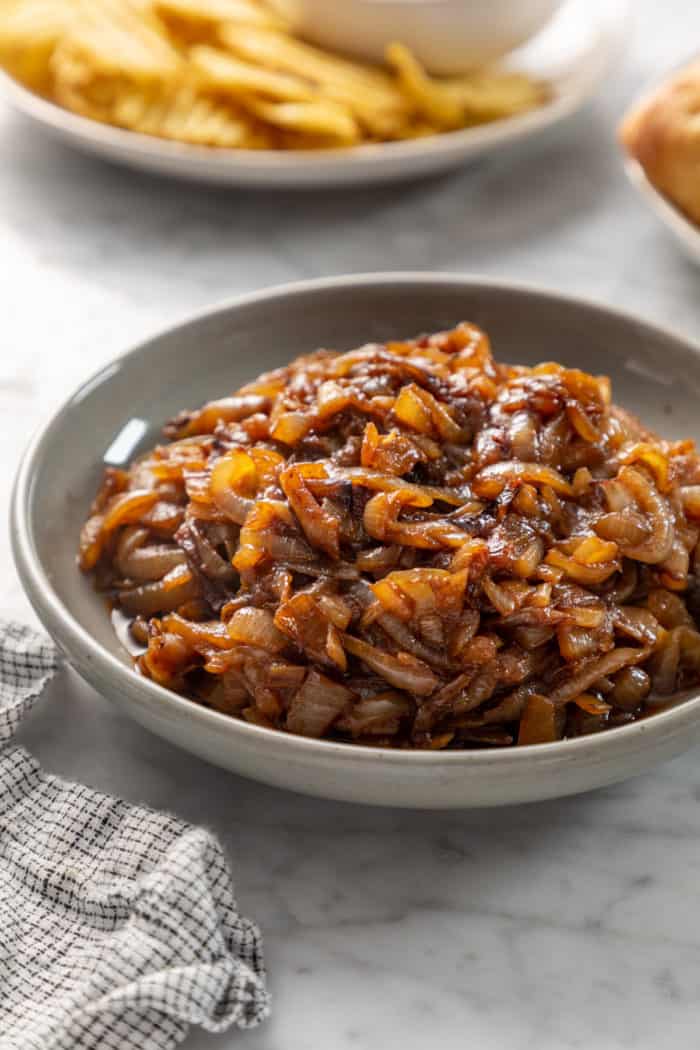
[12,270,700,772]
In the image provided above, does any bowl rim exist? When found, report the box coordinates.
[12,270,700,770]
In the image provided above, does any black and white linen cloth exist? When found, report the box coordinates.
[0,620,270,1050]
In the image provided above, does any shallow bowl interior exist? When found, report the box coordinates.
[13,274,700,807]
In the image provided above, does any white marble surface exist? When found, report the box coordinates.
[3,3,700,1047]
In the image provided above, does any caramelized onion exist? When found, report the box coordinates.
[78,490,159,570]
[116,527,186,582]
[473,461,574,499]
[610,467,675,564]
[286,671,353,737]
[517,694,564,745]
[336,692,413,737]
[343,634,439,695]
[227,607,288,653]
[119,565,200,616]
[549,648,649,705]
[80,321,700,749]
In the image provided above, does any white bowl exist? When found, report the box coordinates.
[286,0,563,74]
[12,274,700,808]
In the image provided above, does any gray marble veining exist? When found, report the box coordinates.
[3,2,700,1046]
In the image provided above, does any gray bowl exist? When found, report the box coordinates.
[11,274,700,807]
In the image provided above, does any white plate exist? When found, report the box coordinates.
[0,0,629,188]
[624,153,700,267]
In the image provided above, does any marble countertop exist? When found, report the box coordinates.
[3,3,700,1047]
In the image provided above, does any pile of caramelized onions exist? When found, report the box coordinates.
[79,323,700,748]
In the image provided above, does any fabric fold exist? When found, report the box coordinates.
[0,620,269,1050]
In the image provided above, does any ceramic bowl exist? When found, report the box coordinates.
[12,273,700,808]
[285,0,562,74]
[623,157,700,267]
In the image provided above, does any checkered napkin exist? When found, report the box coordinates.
[0,621,270,1050]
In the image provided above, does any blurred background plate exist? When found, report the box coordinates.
[0,0,629,189]
[620,50,700,265]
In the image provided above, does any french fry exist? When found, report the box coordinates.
[448,71,546,123]
[117,82,266,146]
[386,42,463,129]
[388,41,545,130]
[57,0,181,79]
[155,0,289,31]
[64,73,271,147]
[50,0,183,123]
[0,0,78,92]
[191,44,314,103]
[218,24,411,138]
[243,97,360,145]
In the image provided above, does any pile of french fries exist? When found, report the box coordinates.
[0,0,546,150]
